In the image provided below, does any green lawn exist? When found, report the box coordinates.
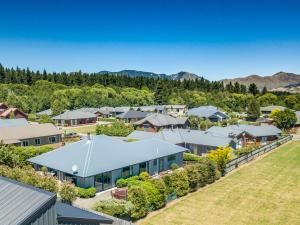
[138,141,300,225]
[62,125,97,134]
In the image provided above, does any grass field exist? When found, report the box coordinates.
[62,124,97,134]
[138,141,300,225]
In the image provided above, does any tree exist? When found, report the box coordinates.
[128,185,149,220]
[207,147,233,175]
[261,86,268,95]
[272,109,297,130]
[185,164,200,191]
[51,99,65,116]
[247,98,261,121]
[248,83,259,95]
[170,169,189,197]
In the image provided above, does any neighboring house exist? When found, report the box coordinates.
[117,110,148,123]
[133,113,189,132]
[52,110,97,126]
[137,105,165,114]
[207,124,282,148]
[28,135,187,192]
[260,105,286,116]
[0,123,62,146]
[0,118,29,128]
[0,103,28,119]
[164,105,187,117]
[114,107,130,116]
[36,108,53,116]
[295,111,300,127]
[0,176,113,225]
[98,107,115,118]
[187,106,229,122]
[128,129,234,155]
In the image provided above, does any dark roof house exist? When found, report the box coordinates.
[52,110,97,126]
[117,110,147,123]
[0,176,113,225]
[187,106,228,122]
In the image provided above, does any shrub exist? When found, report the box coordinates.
[170,169,189,197]
[151,178,167,199]
[59,181,77,204]
[185,164,200,191]
[139,171,150,181]
[96,121,134,137]
[170,163,179,170]
[201,158,219,183]
[94,199,133,218]
[77,187,96,198]
[162,174,174,195]
[116,178,127,188]
[194,163,209,187]
[235,145,258,157]
[183,152,204,162]
[128,185,149,220]
[207,147,233,175]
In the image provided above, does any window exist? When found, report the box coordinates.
[139,162,148,173]
[22,140,29,147]
[122,166,130,178]
[48,136,57,143]
[153,159,157,166]
[168,154,176,162]
[34,138,41,145]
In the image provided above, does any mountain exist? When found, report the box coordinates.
[221,72,300,90]
[98,70,199,80]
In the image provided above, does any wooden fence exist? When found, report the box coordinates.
[225,135,292,174]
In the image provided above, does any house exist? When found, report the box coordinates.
[36,108,53,116]
[260,105,286,116]
[0,123,62,146]
[0,103,28,119]
[128,129,234,155]
[207,124,282,148]
[0,118,29,128]
[114,107,130,116]
[0,176,113,225]
[137,105,165,114]
[116,110,148,123]
[98,107,115,118]
[187,106,228,122]
[28,135,187,192]
[133,113,189,132]
[295,111,300,127]
[164,105,187,117]
[53,110,97,126]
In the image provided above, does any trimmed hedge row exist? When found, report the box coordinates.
[77,187,96,198]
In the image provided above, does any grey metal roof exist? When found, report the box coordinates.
[137,105,165,112]
[36,109,53,116]
[52,110,97,120]
[187,106,228,119]
[296,111,300,125]
[128,129,232,147]
[28,135,187,177]
[134,113,188,127]
[117,110,147,119]
[56,202,113,224]
[207,124,282,138]
[74,108,102,114]
[164,105,186,109]
[260,105,286,112]
[0,118,29,128]
[0,176,56,225]
[114,107,130,113]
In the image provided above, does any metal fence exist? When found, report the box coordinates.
[225,135,292,174]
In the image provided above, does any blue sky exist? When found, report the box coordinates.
[0,0,300,80]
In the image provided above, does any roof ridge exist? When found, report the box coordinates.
[82,137,95,177]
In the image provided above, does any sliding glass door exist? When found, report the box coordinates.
[94,171,112,192]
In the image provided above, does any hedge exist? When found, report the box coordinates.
[96,121,134,137]
[94,199,133,218]
[170,169,189,197]
[183,152,204,162]
[77,187,96,198]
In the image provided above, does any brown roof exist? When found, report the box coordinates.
[0,123,62,144]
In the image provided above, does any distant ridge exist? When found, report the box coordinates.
[98,70,200,80]
[221,72,300,90]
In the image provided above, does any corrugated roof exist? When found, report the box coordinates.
[134,113,188,127]
[52,110,97,120]
[0,123,62,144]
[0,118,29,128]
[187,106,228,119]
[0,176,56,225]
[28,135,187,177]
[117,110,147,119]
[207,124,282,138]
[128,129,232,147]
[36,109,53,116]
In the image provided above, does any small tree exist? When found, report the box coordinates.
[207,147,233,175]
[59,181,77,204]
[185,164,200,191]
[247,98,260,121]
[127,185,149,220]
[170,169,189,197]
[272,109,297,130]
[248,83,259,95]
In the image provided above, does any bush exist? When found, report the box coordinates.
[59,181,77,204]
[116,178,128,188]
[185,164,200,191]
[77,187,96,198]
[183,152,204,162]
[128,185,149,220]
[94,199,133,218]
[139,171,150,181]
[207,147,233,175]
[162,174,174,195]
[170,169,189,197]
[235,145,258,157]
[170,163,179,170]
[96,121,134,137]
[201,158,219,183]
[195,162,209,187]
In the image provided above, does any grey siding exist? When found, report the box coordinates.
[30,204,57,225]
